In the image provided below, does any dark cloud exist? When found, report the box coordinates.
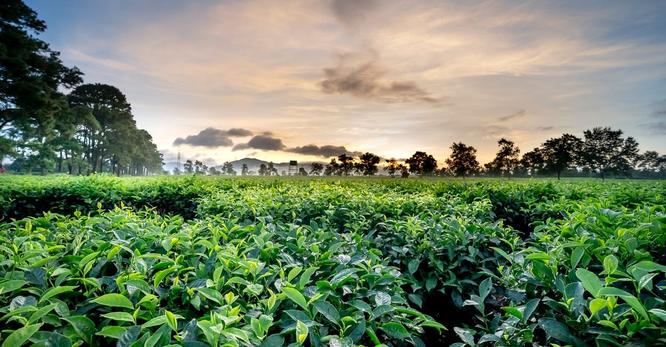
[320,59,438,104]
[331,0,377,27]
[286,144,360,157]
[226,128,253,137]
[498,109,526,122]
[537,126,555,131]
[233,135,286,151]
[641,99,666,135]
[173,127,253,147]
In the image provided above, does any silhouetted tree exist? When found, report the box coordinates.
[221,162,235,175]
[298,167,308,176]
[309,162,324,176]
[337,154,355,176]
[324,159,338,176]
[194,160,204,174]
[579,127,639,179]
[406,151,437,176]
[520,148,545,176]
[485,138,520,178]
[358,152,380,176]
[258,163,268,176]
[445,142,480,179]
[184,160,193,174]
[384,158,401,177]
[267,162,278,176]
[399,164,410,178]
[541,134,582,179]
[241,163,249,176]
[636,151,665,172]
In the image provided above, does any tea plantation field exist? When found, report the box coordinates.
[0,175,665,346]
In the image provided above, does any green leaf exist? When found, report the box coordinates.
[260,335,284,347]
[454,327,475,346]
[649,309,666,322]
[102,312,135,323]
[153,266,176,288]
[407,259,420,274]
[287,266,302,283]
[283,287,308,311]
[313,300,340,325]
[491,247,512,263]
[92,293,134,310]
[380,322,410,339]
[575,268,602,297]
[631,261,666,272]
[295,320,308,344]
[198,288,223,304]
[40,286,77,303]
[116,326,141,347]
[165,310,178,332]
[64,316,95,344]
[1,323,42,347]
[570,247,585,268]
[538,318,581,346]
[96,326,126,339]
[523,299,539,323]
[479,278,492,300]
[502,306,523,320]
[589,298,607,316]
[298,267,318,289]
[0,280,27,295]
[602,255,618,275]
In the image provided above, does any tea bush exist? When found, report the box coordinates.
[0,176,664,346]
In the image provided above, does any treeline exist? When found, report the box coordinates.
[317,127,664,180]
[177,126,664,180]
[0,0,162,175]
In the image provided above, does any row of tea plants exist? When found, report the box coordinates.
[0,176,664,346]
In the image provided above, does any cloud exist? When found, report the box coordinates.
[173,127,252,147]
[286,144,360,157]
[641,99,666,135]
[233,135,286,151]
[537,126,555,131]
[320,57,438,104]
[226,128,254,137]
[330,0,377,28]
[498,109,526,122]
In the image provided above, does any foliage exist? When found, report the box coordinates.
[0,176,665,346]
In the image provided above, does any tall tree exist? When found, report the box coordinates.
[445,142,480,179]
[309,162,324,176]
[405,151,437,176]
[324,158,339,176]
[540,134,583,179]
[66,84,162,175]
[258,163,268,176]
[337,154,355,176]
[267,162,278,176]
[485,138,520,178]
[579,127,639,179]
[520,148,545,177]
[636,151,665,172]
[358,152,380,176]
[1,0,83,165]
[241,163,249,176]
[184,160,193,174]
[384,158,401,177]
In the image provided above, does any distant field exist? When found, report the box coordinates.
[0,175,665,346]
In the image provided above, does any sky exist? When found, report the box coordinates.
[27,0,666,165]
